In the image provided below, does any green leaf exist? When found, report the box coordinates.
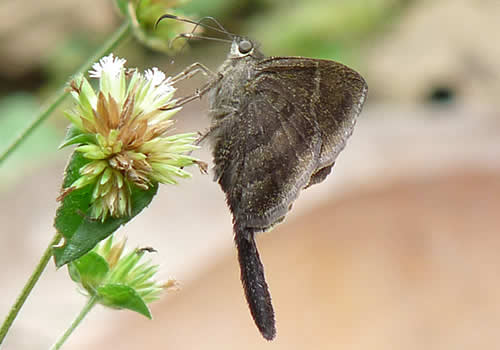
[97,283,152,319]
[54,151,94,234]
[59,125,97,149]
[68,252,109,292]
[53,152,158,267]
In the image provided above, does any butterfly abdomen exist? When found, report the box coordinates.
[234,225,276,340]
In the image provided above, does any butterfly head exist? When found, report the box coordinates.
[229,37,264,60]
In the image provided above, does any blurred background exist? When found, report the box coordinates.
[1,0,500,348]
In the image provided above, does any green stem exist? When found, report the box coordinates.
[0,232,62,345]
[50,296,98,350]
[0,20,132,166]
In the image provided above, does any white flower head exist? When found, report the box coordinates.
[132,67,176,117]
[62,53,206,222]
[144,67,166,86]
[89,53,126,79]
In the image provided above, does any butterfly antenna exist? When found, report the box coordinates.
[155,14,234,39]
[197,16,233,39]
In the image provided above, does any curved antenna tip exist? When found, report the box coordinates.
[155,14,178,30]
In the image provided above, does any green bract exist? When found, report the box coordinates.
[68,236,176,318]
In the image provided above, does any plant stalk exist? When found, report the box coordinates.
[50,296,98,350]
[0,232,62,345]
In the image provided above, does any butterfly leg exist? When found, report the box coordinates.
[163,82,214,109]
[169,62,218,84]
[161,65,222,110]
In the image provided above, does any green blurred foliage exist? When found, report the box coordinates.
[0,94,62,188]
[183,0,410,64]
[43,37,101,90]
[246,0,406,59]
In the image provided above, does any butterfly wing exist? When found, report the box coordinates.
[256,57,368,175]
[211,79,322,230]
[210,57,366,231]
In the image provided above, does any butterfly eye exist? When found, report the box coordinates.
[238,40,253,54]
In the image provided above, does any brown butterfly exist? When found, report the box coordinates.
[158,15,368,340]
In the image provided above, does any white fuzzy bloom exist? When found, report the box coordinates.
[144,67,175,100]
[144,67,166,86]
[89,54,126,79]
[132,67,176,117]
